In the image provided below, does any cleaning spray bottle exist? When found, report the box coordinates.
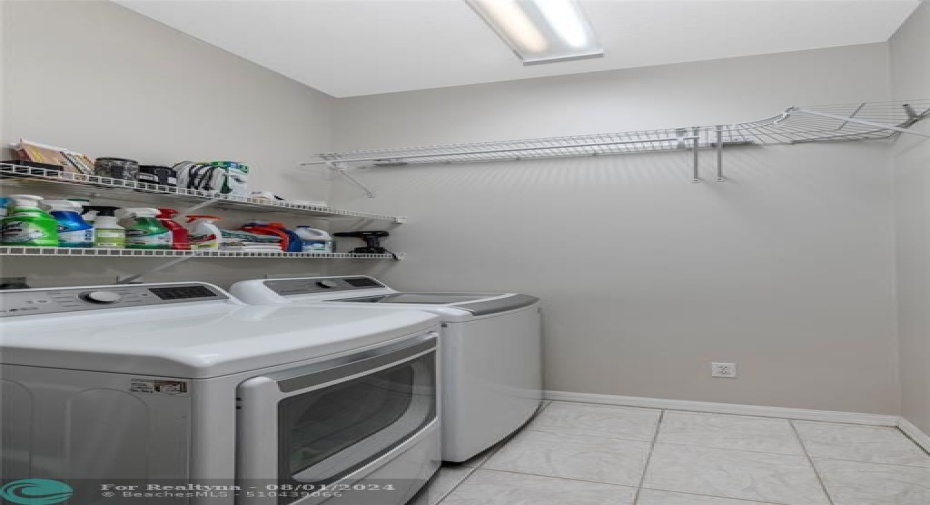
[1,194,59,247]
[185,215,222,250]
[294,226,333,253]
[42,200,95,248]
[86,206,125,249]
[119,208,171,249]
[156,208,190,250]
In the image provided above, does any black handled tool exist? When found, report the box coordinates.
[333,231,394,256]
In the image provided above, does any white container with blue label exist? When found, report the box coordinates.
[295,226,333,253]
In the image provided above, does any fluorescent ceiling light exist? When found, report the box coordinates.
[467,0,603,65]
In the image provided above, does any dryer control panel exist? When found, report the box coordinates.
[264,276,385,296]
[0,283,228,317]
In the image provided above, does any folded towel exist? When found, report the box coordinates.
[220,229,281,243]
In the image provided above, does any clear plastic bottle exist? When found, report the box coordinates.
[185,215,222,250]
[85,206,125,249]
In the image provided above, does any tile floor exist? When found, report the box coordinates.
[426,401,930,505]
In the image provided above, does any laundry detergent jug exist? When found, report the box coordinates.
[295,226,333,253]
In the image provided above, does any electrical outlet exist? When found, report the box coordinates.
[711,362,738,378]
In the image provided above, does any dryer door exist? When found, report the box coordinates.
[236,331,438,505]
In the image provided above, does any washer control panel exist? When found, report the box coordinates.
[265,276,385,296]
[0,283,228,317]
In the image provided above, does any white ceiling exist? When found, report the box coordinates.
[116,0,920,98]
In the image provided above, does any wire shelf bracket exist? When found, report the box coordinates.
[300,100,930,183]
[320,160,377,199]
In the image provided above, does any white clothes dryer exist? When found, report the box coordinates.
[230,276,543,463]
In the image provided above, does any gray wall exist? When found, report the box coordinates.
[0,1,915,418]
[890,3,930,434]
[1,0,337,287]
[331,44,902,415]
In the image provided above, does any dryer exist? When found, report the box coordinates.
[0,282,442,505]
[230,276,543,463]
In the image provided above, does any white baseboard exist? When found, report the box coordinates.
[898,417,930,452]
[544,390,900,427]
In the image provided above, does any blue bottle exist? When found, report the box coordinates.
[42,200,95,248]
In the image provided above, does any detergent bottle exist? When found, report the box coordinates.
[156,208,191,250]
[185,215,222,250]
[241,221,302,252]
[294,226,333,253]
[42,200,95,248]
[119,208,171,249]
[85,206,125,248]
[1,194,59,247]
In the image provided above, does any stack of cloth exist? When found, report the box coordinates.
[220,229,283,252]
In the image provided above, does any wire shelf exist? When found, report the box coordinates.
[0,163,405,223]
[0,246,399,260]
[304,100,930,169]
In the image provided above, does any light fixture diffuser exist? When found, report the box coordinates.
[466,0,603,65]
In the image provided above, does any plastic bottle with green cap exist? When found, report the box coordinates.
[1,194,59,247]
[119,208,171,249]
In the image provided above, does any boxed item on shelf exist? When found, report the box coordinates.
[10,139,94,175]
[138,165,177,187]
[173,161,249,195]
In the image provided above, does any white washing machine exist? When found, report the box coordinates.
[230,276,543,463]
[0,282,442,505]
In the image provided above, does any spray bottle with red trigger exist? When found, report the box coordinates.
[156,208,190,250]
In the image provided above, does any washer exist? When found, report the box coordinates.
[0,282,442,505]
[230,276,542,463]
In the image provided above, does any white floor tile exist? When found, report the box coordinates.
[658,412,805,455]
[815,459,930,505]
[527,401,661,441]
[636,489,783,505]
[643,443,830,505]
[794,421,930,467]
[439,469,636,505]
[484,429,651,486]
[428,466,476,505]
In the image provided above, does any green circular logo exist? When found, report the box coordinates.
[0,479,73,505]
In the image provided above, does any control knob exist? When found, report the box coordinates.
[316,280,339,289]
[80,291,122,304]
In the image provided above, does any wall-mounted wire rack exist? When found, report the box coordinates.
[0,247,403,284]
[302,100,930,189]
[0,247,398,260]
[0,162,406,281]
[0,163,405,223]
